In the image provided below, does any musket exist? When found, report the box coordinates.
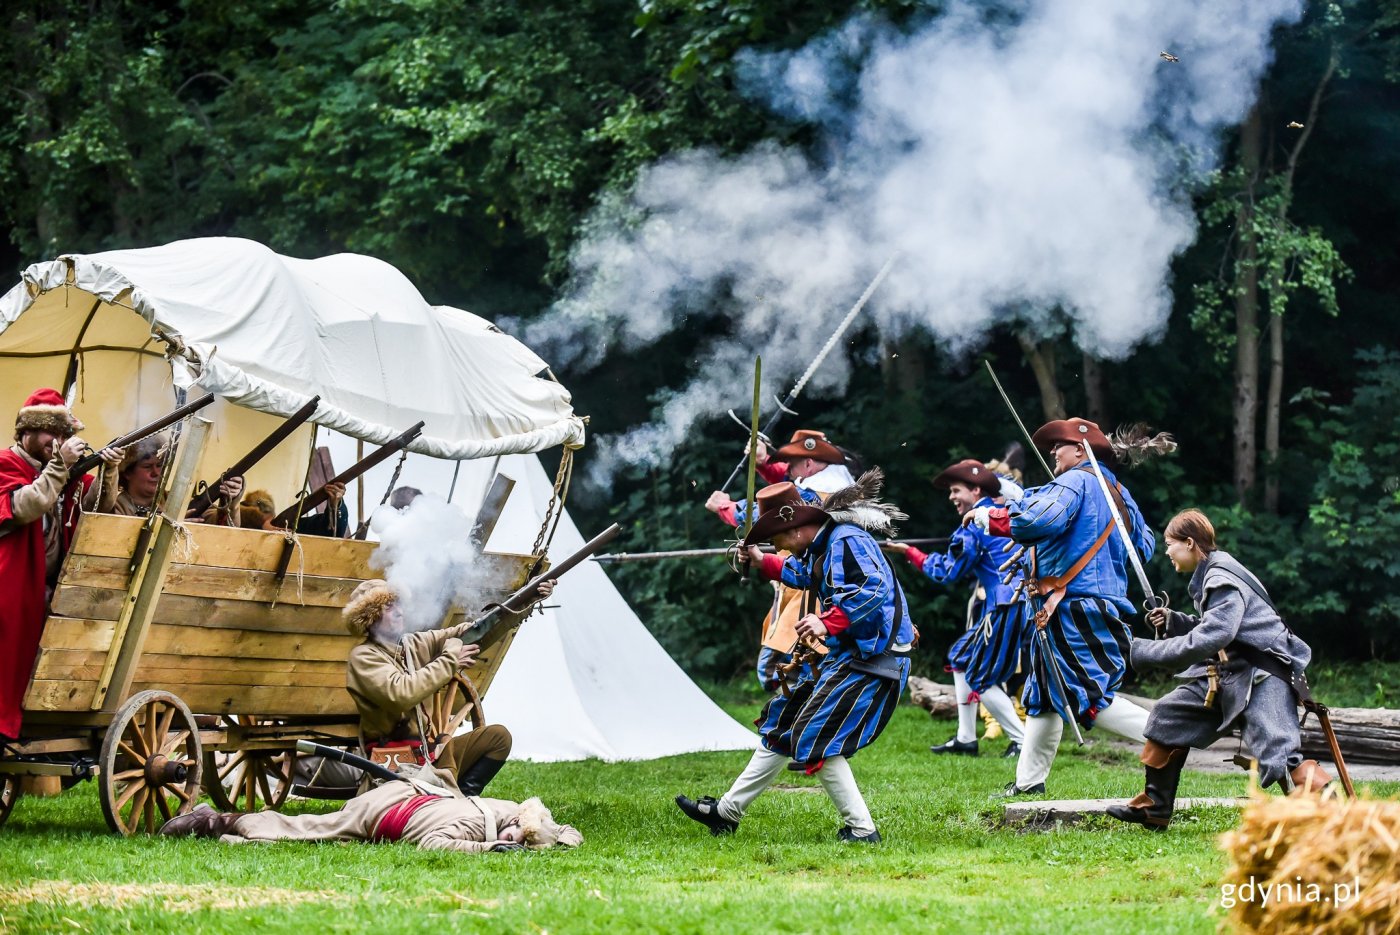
[718,255,898,492]
[1078,438,1168,615]
[592,538,951,564]
[187,396,321,516]
[68,393,217,476]
[271,420,425,529]
[454,523,621,647]
[294,740,404,785]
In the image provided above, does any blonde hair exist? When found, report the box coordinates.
[1165,509,1217,552]
[516,797,564,848]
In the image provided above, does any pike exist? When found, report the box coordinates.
[187,395,321,516]
[68,393,217,476]
[742,356,761,580]
[718,255,898,492]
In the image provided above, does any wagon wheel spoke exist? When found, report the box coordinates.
[143,704,161,758]
[155,791,174,822]
[111,768,144,782]
[116,779,144,812]
[158,729,190,758]
[169,784,191,805]
[143,793,155,834]
[257,769,274,805]
[218,752,246,782]
[117,740,146,766]
[124,784,148,826]
[154,704,177,751]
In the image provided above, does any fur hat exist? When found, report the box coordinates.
[14,387,84,439]
[932,459,1001,497]
[744,469,906,546]
[342,578,397,637]
[240,488,276,528]
[516,797,568,848]
[774,429,844,465]
[118,433,169,476]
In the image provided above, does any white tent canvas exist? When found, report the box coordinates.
[323,434,758,762]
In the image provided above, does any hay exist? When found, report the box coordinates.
[1219,790,1400,934]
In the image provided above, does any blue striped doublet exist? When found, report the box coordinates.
[947,601,1033,695]
[1021,596,1132,724]
[756,654,909,763]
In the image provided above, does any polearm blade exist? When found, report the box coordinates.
[719,255,899,493]
[1079,436,1165,614]
[983,360,1053,482]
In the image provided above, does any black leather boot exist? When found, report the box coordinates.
[929,736,978,756]
[674,794,738,835]
[457,757,507,797]
[1107,741,1188,831]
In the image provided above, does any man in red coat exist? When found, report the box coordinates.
[0,388,120,742]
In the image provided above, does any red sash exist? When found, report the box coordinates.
[371,794,442,842]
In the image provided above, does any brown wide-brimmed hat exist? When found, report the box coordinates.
[742,482,828,547]
[1030,417,1113,462]
[932,459,1001,497]
[774,429,843,466]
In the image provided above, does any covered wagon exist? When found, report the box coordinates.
[0,237,585,834]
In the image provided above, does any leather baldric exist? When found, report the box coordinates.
[1031,473,1128,627]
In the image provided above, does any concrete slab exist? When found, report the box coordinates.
[1003,796,1246,824]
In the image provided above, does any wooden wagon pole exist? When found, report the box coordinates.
[90,417,213,712]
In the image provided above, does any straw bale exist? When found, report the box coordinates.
[1219,789,1400,934]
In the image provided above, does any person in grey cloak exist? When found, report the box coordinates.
[1107,509,1332,831]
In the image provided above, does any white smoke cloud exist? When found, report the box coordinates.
[516,0,1303,478]
[368,493,485,632]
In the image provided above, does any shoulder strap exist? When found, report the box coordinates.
[1035,519,1113,595]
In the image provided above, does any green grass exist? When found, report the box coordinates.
[2,701,1396,934]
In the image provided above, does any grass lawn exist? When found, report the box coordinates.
[3,699,1396,934]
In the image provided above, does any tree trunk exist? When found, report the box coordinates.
[1082,352,1108,427]
[1263,313,1284,512]
[1232,105,1264,507]
[1016,333,1066,422]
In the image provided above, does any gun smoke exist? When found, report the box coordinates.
[368,493,487,633]
[510,0,1303,485]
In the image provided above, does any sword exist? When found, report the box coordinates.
[1036,625,1085,746]
[983,360,1054,482]
[718,255,898,492]
[1077,432,1169,616]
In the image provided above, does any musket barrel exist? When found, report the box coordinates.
[69,393,217,476]
[271,420,424,528]
[188,395,321,515]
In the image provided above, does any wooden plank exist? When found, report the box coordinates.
[60,553,527,610]
[36,619,356,662]
[94,419,212,710]
[51,586,348,634]
[25,680,356,717]
[1003,796,1246,825]
[32,650,345,688]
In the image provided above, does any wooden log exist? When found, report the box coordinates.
[1300,707,1400,766]
[907,676,958,719]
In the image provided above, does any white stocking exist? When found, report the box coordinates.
[1094,696,1149,743]
[979,686,1026,743]
[717,747,787,823]
[952,670,979,744]
[1015,713,1064,789]
[815,756,875,835]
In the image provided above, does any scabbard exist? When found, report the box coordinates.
[1310,706,1356,798]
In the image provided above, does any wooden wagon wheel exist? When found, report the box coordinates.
[424,673,485,762]
[0,774,20,831]
[99,690,203,836]
[202,717,294,812]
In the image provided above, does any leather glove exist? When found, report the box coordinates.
[491,841,526,852]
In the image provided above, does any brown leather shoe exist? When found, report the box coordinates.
[160,804,245,838]
[1287,760,1333,795]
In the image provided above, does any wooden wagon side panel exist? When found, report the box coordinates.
[28,512,543,718]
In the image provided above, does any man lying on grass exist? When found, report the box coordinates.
[160,779,580,852]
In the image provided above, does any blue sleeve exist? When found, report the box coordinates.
[780,556,811,589]
[1009,475,1082,544]
[919,526,980,585]
[825,536,894,638]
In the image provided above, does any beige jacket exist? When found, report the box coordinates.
[345,619,479,741]
[0,445,117,574]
